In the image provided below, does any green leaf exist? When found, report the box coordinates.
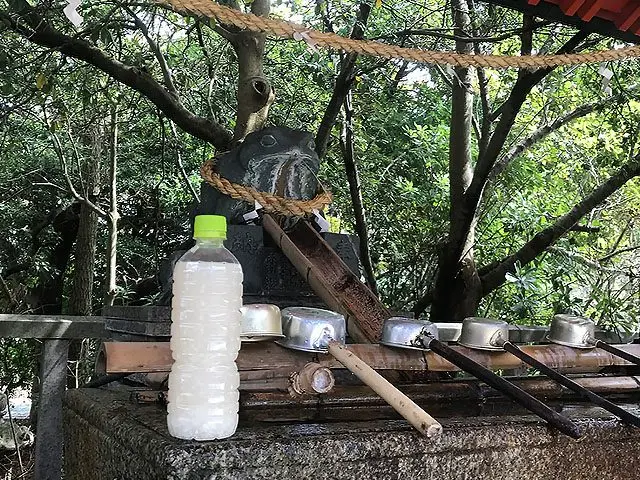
[36,72,47,90]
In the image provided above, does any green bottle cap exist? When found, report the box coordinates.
[193,215,227,239]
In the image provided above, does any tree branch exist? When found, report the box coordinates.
[315,2,371,159]
[468,31,589,207]
[480,156,640,295]
[1,201,73,278]
[125,7,179,98]
[1,3,232,150]
[569,224,601,233]
[548,246,634,277]
[105,103,119,307]
[372,21,551,44]
[445,31,589,264]
[488,93,630,180]
[169,120,199,202]
[466,0,493,158]
[600,245,640,262]
[49,129,107,218]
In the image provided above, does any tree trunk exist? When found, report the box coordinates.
[68,129,101,316]
[105,106,119,307]
[227,0,274,142]
[340,90,377,295]
[415,28,590,319]
[29,204,81,315]
[68,126,102,387]
[425,0,482,321]
[28,202,80,425]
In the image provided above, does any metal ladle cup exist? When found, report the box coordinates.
[548,314,640,367]
[277,308,443,438]
[422,320,582,439]
[467,318,640,428]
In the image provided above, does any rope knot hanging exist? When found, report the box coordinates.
[157,0,640,69]
[200,159,332,217]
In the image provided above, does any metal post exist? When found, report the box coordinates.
[34,339,70,480]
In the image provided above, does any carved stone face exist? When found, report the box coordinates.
[220,127,320,197]
[198,126,321,223]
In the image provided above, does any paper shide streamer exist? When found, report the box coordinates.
[63,0,83,27]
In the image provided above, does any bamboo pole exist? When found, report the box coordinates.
[103,341,640,374]
[327,341,442,437]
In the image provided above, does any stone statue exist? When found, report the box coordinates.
[156,126,321,305]
[197,126,321,223]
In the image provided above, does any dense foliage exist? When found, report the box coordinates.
[0,0,638,389]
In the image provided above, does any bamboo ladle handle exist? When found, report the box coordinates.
[327,340,442,438]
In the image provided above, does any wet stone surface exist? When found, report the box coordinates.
[64,388,640,480]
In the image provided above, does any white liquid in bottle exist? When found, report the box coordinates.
[167,216,243,440]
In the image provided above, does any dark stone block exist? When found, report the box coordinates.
[102,306,170,323]
[226,224,360,305]
[156,225,360,309]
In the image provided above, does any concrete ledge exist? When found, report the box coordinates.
[64,388,640,479]
[0,315,108,339]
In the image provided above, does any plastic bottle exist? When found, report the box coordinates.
[167,215,243,440]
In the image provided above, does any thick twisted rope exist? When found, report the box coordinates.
[200,159,332,216]
[157,0,640,69]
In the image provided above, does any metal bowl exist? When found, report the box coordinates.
[276,307,346,353]
[458,317,509,351]
[240,304,284,342]
[380,317,438,351]
[547,314,595,349]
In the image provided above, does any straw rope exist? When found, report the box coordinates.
[157,0,640,69]
[200,158,332,216]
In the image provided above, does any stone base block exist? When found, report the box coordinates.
[64,388,640,479]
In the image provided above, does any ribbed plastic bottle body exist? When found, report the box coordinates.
[167,238,243,440]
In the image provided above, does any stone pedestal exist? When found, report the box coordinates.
[64,388,640,480]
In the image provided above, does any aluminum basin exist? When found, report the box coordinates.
[458,317,509,351]
[276,307,346,353]
[380,317,438,351]
[547,314,596,349]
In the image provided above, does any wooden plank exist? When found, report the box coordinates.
[34,339,69,480]
[103,342,173,372]
[263,214,390,343]
[615,2,640,30]
[103,341,640,374]
[560,0,586,15]
[578,0,606,21]
[102,305,170,322]
[0,315,108,339]
[127,375,640,422]
[240,375,640,409]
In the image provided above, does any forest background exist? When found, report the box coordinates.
[0,0,638,393]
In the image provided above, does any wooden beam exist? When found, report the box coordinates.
[477,0,640,44]
[578,0,606,21]
[560,0,586,16]
[103,341,640,374]
[0,315,108,339]
[616,3,640,31]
